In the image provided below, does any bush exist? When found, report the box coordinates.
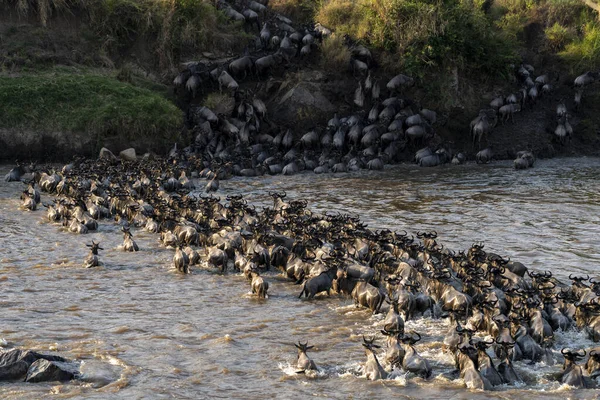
[0,69,182,142]
[319,34,351,72]
[545,22,574,51]
[270,0,319,24]
[544,0,587,27]
[317,0,517,78]
[561,22,600,70]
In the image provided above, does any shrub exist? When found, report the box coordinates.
[544,0,587,27]
[545,22,574,51]
[270,0,319,24]
[317,0,517,78]
[319,34,351,72]
[561,21,600,70]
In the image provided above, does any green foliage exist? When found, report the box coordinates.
[270,0,320,24]
[544,0,587,26]
[0,70,182,142]
[320,34,351,72]
[545,22,574,51]
[318,0,517,78]
[561,22,600,70]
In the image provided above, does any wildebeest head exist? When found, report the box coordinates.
[86,241,103,255]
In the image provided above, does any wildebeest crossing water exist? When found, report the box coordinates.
[1,158,600,398]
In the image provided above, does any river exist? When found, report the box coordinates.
[1,158,599,399]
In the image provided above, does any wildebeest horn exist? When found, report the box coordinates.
[577,349,586,357]
[561,348,569,355]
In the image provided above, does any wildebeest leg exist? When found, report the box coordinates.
[298,285,305,298]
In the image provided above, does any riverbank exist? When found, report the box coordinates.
[0,69,182,160]
[0,0,599,162]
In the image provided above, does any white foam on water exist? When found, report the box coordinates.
[278,362,329,379]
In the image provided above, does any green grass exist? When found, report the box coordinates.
[0,69,182,143]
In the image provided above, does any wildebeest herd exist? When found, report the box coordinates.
[470,64,598,168]
[172,0,491,173]
[168,0,599,178]
[6,155,600,391]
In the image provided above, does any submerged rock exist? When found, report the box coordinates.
[25,359,78,383]
[0,349,31,381]
[0,348,72,382]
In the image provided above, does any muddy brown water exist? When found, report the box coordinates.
[1,158,600,399]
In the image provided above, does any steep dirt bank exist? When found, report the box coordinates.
[1,4,599,163]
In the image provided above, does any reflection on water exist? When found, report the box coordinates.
[1,158,600,399]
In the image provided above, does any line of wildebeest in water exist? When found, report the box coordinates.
[5,156,600,391]
[167,0,598,178]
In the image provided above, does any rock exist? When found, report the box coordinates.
[119,148,137,161]
[278,85,335,113]
[273,72,336,127]
[25,359,78,383]
[0,349,31,381]
[0,349,67,381]
[99,147,117,160]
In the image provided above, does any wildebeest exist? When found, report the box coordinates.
[294,341,317,373]
[84,241,103,268]
[335,271,384,314]
[298,267,338,299]
[560,348,594,388]
[362,336,387,380]
[255,54,282,77]
[229,56,254,80]
[218,71,239,93]
[574,71,597,88]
